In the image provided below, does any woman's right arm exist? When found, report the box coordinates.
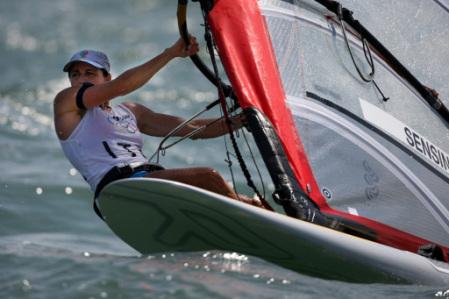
[61,37,199,110]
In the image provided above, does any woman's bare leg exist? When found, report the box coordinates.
[145,167,264,208]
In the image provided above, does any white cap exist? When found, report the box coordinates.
[63,49,110,74]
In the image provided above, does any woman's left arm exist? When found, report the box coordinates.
[188,114,244,139]
[125,102,244,139]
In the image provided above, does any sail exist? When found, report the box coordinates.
[208,0,449,255]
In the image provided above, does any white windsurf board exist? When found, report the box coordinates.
[98,178,449,285]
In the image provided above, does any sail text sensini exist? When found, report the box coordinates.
[405,126,449,174]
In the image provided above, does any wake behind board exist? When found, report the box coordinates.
[98,178,449,285]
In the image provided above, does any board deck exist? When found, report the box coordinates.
[98,178,449,284]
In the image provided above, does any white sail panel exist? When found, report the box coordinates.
[260,0,449,246]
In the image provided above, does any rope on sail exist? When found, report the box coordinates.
[336,3,389,101]
[315,0,449,124]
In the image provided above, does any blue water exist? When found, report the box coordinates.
[1,0,448,298]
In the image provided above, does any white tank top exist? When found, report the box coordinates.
[60,104,147,191]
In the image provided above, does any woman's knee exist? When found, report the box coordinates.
[194,167,220,177]
[148,167,226,187]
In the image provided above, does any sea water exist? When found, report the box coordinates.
[1,0,448,298]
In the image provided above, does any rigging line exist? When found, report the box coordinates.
[362,38,375,73]
[336,3,389,101]
[149,98,221,163]
[241,129,267,199]
[158,117,223,153]
[219,96,240,196]
[337,3,372,83]
[221,111,238,196]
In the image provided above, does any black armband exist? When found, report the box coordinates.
[76,82,94,110]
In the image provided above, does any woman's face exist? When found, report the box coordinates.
[68,61,110,87]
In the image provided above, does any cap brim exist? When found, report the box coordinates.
[63,59,107,73]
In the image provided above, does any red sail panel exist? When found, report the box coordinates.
[209,0,327,207]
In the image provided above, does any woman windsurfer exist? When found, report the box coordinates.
[53,37,264,218]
